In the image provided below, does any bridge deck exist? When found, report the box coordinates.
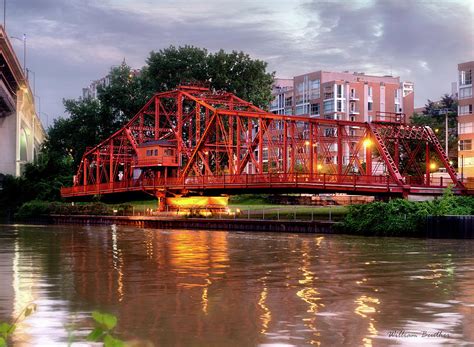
[61,173,462,198]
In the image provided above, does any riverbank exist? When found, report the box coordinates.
[46,214,336,233]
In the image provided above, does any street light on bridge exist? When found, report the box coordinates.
[10,33,26,76]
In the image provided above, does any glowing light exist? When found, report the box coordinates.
[449,160,453,165]
[363,138,373,148]
[435,128,439,133]
[317,164,323,170]
[305,140,310,146]
[355,295,380,318]
[166,196,228,209]
[258,280,271,334]
[430,163,437,171]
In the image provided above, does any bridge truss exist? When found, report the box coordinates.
[61,85,465,202]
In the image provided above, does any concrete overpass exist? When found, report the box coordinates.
[0,25,45,176]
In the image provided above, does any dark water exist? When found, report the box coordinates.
[0,224,473,346]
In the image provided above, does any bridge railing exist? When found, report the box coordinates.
[61,173,400,197]
[61,172,459,198]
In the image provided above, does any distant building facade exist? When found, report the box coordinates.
[457,60,474,178]
[270,71,414,122]
[82,67,140,100]
[0,26,45,177]
[82,76,111,100]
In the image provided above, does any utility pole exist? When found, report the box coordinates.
[438,108,450,157]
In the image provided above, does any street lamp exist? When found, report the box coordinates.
[10,33,26,76]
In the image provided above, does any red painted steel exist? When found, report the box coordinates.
[61,85,466,199]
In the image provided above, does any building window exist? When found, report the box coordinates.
[459,105,473,115]
[368,101,373,111]
[350,116,356,122]
[165,149,174,156]
[459,139,472,151]
[368,86,373,97]
[295,105,305,115]
[285,97,293,107]
[459,122,473,135]
[459,87,473,99]
[324,100,334,113]
[310,80,320,99]
[297,82,304,93]
[154,149,158,156]
[270,97,279,108]
[337,100,343,112]
[350,88,356,98]
[460,70,472,85]
[325,128,336,137]
[462,156,474,167]
[337,84,343,98]
[310,103,320,115]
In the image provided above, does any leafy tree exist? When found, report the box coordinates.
[207,49,275,108]
[97,61,148,124]
[142,45,274,108]
[143,45,209,95]
[411,93,458,161]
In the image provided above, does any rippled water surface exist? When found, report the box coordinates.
[0,224,473,346]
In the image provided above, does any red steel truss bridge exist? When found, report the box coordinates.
[61,85,468,202]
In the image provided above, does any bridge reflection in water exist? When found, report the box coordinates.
[0,225,473,346]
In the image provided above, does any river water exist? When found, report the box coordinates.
[0,224,473,346]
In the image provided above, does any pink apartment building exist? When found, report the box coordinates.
[457,61,474,178]
[270,71,414,122]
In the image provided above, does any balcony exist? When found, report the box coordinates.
[324,92,334,100]
[349,108,360,115]
[349,94,359,101]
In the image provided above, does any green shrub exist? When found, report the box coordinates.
[15,200,52,219]
[340,189,474,237]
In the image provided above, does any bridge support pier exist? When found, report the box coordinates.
[155,191,167,212]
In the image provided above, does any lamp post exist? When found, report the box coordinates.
[10,34,26,76]
[438,108,450,157]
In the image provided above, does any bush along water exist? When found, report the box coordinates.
[14,201,134,219]
[339,188,474,237]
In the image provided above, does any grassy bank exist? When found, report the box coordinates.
[338,189,474,236]
[15,196,348,221]
[15,190,474,237]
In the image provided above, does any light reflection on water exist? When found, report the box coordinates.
[0,224,473,346]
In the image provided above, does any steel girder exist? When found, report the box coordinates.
[62,86,465,198]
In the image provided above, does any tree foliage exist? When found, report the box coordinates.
[411,93,458,161]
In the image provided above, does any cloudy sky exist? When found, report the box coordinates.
[5,0,474,126]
